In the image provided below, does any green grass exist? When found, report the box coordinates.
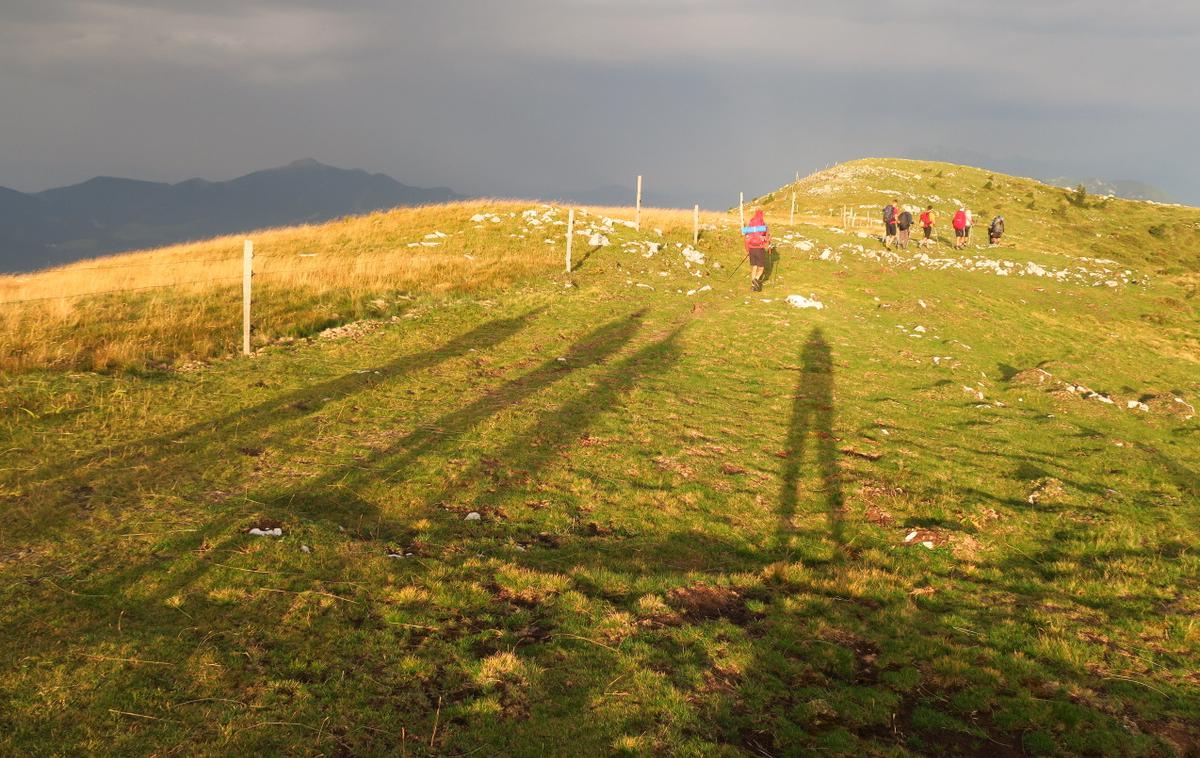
[1,160,1198,755]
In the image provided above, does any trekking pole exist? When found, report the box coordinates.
[726,253,749,280]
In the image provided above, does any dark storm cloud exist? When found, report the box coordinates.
[1,0,1197,205]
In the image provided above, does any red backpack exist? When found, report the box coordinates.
[952,210,967,230]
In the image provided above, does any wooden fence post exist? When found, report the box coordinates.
[242,239,253,356]
[635,175,642,231]
[565,208,575,273]
[693,204,699,246]
[739,192,744,227]
[790,193,796,225]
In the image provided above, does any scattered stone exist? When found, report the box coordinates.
[248,527,282,537]
[1028,477,1067,505]
[317,319,385,342]
[901,527,948,548]
[465,512,482,521]
[301,545,311,554]
[786,294,824,310]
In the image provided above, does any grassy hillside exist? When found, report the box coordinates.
[1,160,1198,756]
[0,202,726,372]
[757,158,1200,275]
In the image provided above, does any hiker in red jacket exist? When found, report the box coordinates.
[919,205,935,245]
[952,207,968,250]
[743,209,771,292]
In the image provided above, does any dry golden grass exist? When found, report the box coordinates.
[0,200,737,373]
[0,201,553,372]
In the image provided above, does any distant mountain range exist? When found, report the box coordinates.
[1043,177,1173,204]
[0,159,460,273]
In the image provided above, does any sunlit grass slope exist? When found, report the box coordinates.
[0,201,725,372]
[1,160,1198,755]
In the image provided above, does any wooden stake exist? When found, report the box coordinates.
[242,239,253,356]
[635,175,642,231]
[565,208,575,273]
[790,193,796,225]
[693,204,699,246]
[739,192,744,227]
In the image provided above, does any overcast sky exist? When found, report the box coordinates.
[2,0,1197,207]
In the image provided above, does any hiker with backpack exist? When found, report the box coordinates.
[952,207,968,249]
[896,206,913,249]
[964,207,974,244]
[742,209,771,292]
[988,215,1005,245]
[919,205,935,245]
[882,200,898,248]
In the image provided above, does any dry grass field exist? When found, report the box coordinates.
[1,201,725,372]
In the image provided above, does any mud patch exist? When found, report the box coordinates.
[840,446,883,461]
[820,627,881,685]
[652,455,695,479]
[1010,367,1058,387]
[864,504,895,526]
[1144,393,1196,419]
[667,583,750,624]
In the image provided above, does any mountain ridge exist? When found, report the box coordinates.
[0,159,461,273]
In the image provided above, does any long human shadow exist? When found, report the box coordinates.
[0,316,681,726]
[7,309,544,545]
[0,325,693,755]
[402,323,687,526]
[0,311,656,695]
[263,310,650,533]
[27,309,544,486]
[776,326,843,550]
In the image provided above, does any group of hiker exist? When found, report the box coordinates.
[739,201,1008,292]
[882,200,1004,250]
